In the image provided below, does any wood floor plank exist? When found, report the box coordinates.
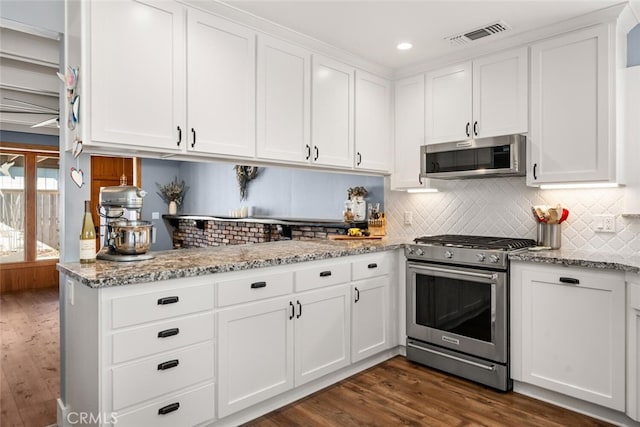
[245,356,614,427]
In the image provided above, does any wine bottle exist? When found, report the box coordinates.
[79,200,96,263]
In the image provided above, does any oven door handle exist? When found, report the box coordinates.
[407,263,498,282]
[407,342,496,372]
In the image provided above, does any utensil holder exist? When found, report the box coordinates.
[537,223,561,249]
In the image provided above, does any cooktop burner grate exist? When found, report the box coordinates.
[413,234,536,251]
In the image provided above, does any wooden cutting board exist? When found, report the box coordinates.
[328,235,383,240]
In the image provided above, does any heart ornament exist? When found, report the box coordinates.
[70,167,84,188]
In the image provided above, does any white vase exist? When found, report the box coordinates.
[352,196,366,221]
[168,201,178,215]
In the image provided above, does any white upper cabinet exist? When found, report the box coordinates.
[90,0,186,151]
[256,35,311,163]
[187,9,256,158]
[354,70,391,172]
[528,24,613,185]
[425,62,472,144]
[391,74,428,189]
[425,47,528,144]
[311,55,355,168]
[472,47,528,138]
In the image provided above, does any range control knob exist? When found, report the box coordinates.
[476,253,486,262]
[489,254,501,263]
[444,250,454,259]
[416,248,425,256]
[406,247,414,255]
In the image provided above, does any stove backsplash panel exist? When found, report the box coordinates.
[386,177,640,256]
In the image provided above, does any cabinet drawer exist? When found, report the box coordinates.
[112,342,214,411]
[631,282,640,311]
[112,312,214,364]
[111,284,214,329]
[115,383,215,427]
[352,254,390,281]
[295,262,350,292]
[217,271,294,307]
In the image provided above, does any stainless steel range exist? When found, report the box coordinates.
[405,234,535,391]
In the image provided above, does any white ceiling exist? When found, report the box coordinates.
[226,0,626,69]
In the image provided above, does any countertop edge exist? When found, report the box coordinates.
[509,251,640,274]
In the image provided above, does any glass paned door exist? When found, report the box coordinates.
[0,154,26,262]
[36,156,59,260]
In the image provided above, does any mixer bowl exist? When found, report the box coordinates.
[110,220,154,255]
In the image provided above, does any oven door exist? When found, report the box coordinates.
[407,261,507,363]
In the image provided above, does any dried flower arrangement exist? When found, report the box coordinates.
[235,165,259,200]
[348,186,368,199]
[156,176,189,206]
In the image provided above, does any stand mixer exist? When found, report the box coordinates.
[97,185,155,262]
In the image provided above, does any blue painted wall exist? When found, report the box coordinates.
[629,24,640,67]
[0,130,59,146]
[178,161,384,221]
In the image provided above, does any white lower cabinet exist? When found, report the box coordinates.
[511,262,626,410]
[628,278,640,422]
[351,276,389,363]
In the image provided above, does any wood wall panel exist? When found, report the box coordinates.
[0,260,59,293]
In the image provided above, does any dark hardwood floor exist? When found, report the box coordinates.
[0,287,613,427]
[245,356,613,427]
[1,287,59,427]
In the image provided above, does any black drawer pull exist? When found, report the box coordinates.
[158,402,180,415]
[157,296,179,305]
[251,281,267,289]
[157,359,179,371]
[559,277,580,285]
[367,263,378,269]
[319,271,332,277]
[157,328,180,338]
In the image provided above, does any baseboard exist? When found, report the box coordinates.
[514,381,640,427]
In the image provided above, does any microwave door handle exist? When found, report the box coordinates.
[408,263,498,282]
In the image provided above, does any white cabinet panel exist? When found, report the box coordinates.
[187,9,255,157]
[355,70,390,172]
[216,270,294,307]
[628,280,640,422]
[256,35,311,163]
[294,262,350,292]
[311,55,354,168]
[352,277,389,363]
[529,24,612,184]
[512,262,625,410]
[294,285,351,385]
[425,62,472,144]
[392,74,426,189]
[217,296,294,418]
[472,47,528,138]
[90,0,185,150]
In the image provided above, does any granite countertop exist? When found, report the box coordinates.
[510,248,640,274]
[57,238,407,288]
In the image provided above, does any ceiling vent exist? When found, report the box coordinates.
[446,21,512,46]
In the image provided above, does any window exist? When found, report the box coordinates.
[0,145,59,264]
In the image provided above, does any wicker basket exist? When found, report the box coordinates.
[368,213,386,236]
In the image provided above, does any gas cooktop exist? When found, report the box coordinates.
[413,234,536,251]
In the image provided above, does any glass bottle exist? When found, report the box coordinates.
[79,200,96,263]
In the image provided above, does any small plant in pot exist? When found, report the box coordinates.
[157,177,189,214]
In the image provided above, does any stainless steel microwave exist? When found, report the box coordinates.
[420,134,526,179]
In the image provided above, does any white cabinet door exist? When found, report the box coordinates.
[294,285,351,386]
[425,62,472,144]
[311,55,354,168]
[90,0,185,151]
[515,264,625,410]
[217,296,294,418]
[256,35,311,163]
[628,280,640,422]
[187,9,255,157]
[472,47,528,138]
[529,24,612,185]
[355,70,390,172]
[391,74,427,189]
[351,277,389,363]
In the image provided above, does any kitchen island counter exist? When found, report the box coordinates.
[57,238,407,288]
[510,248,640,273]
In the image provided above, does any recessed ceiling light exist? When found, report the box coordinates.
[397,42,413,51]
